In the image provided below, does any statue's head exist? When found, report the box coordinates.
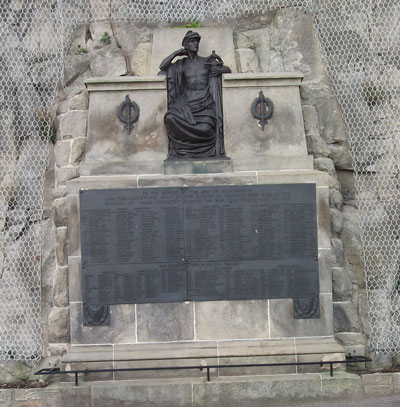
[182,30,201,52]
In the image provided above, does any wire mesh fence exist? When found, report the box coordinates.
[0,0,399,362]
[314,0,400,354]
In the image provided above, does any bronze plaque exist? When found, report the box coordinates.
[80,184,319,304]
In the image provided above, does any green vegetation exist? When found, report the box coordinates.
[179,21,201,28]
[5,350,16,360]
[100,31,112,45]
[186,22,201,28]
[76,44,87,54]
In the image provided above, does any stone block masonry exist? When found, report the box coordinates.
[2,373,400,407]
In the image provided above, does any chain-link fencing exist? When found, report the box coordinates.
[0,0,398,362]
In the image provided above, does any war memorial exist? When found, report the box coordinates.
[1,1,400,406]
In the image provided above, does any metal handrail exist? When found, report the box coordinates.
[35,355,371,386]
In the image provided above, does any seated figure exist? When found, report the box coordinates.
[159,31,231,159]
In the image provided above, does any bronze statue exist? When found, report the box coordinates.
[159,31,231,159]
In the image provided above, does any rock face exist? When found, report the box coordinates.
[90,47,127,77]
[332,267,352,301]
[59,111,88,140]
[131,43,152,75]
[333,302,361,333]
[48,308,70,344]
[0,362,31,384]
[236,48,261,72]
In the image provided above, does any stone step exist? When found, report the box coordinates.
[61,337,346,381]
[45,372,362,407]
[61,355,346,382]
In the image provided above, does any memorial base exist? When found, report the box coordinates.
[61,337,345,382]
[45,372,362,407]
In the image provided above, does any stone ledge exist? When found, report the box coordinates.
[139,169,329,187]
[362,372,393,386]
[222,72,304,88]
[67,175,139,194]
[231,155,313,171]
[8,373,400,407]
[62,344,113,363]
[258,169,330,186]
[295,337,344,354]
[80,161,164,176]
[66,338,332,363]
[137,172,258,187]
[164,158,232,175]
[218,338,295,357]
[85,76,166,92]
[41,373,362,407]
[79,155,315,175]
[66,170,330,194]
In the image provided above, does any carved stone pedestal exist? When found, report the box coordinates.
[163,158,232,175]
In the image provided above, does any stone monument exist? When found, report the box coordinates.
[58,27,345,386]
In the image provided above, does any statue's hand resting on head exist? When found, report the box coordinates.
[176,48,189,57]
[159,48,188,71]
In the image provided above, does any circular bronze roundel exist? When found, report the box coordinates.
[251,91,274,130]
[117,95,140,135]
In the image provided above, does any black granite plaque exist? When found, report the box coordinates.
[80,184,319,305]
[183,185,317,262]
[82,262,187,304]
[187,258,318,301]
[80,188,185,266]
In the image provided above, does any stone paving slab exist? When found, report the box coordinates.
[5,372,400,407]
[40,373,361,407]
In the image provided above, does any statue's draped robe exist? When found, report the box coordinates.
[164,58,225,158]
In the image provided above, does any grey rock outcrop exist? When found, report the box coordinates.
[0,362,31,384]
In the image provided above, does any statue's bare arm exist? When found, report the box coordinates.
[159,48,188,71]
